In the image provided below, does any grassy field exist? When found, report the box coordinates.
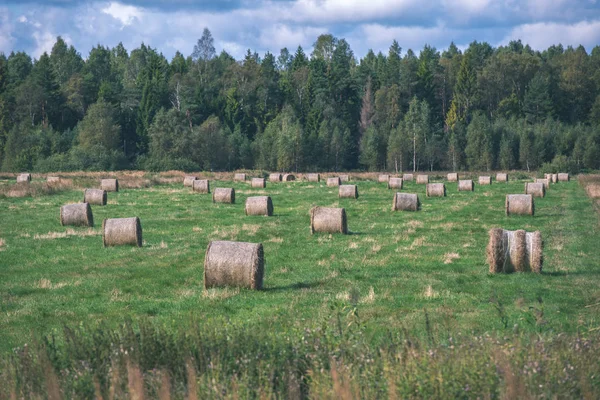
[0,173,599,397]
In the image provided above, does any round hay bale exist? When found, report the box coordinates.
[479,176,492,185]
[535,178,550,189]
[183,176,197,187]
[213,188,235,203]
[544,173,555,183]
[339,185,358,199]
[378,174,390,183]
[204,241,264,290]
[447,173,458,182]
[551,173,558,183]
[282,174,296,181]
[525,182,545,198]
[487,228,542,273]
[327,177,341,187]
[416,175,429,184]
[310,207,347,234]
[307,173,320,182]
[245,196,273,216]
[47,176,60,183]
[388,178,403,190]
[234,173,247,182]
[505,194,534,216]
[269,173,282,182]
[101,179,119,192]
[193,179,210,193]
[83,189,107,205]
[60,203,93,227]
[458,180,474,192]
[339,174,349,182]
[558,173,569,182]
[102,217,142,247]
[403,173,414,181]
[392,193,420,211]
[426,183,446,197]
[16,173,31,183]
[496,173,508,182]
[251,178,266,188]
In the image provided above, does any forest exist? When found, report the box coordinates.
[0,29,599,173]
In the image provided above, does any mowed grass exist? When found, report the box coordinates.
[0,176,599,353]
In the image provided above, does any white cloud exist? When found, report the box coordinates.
[18,15,28,23]
[257,24,326,53]
[0,8,15,54]
[502,19,600,50]
[285,0,426,23]
[32,31,58,58]
[101,2,143,27]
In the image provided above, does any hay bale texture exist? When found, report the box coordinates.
[310,207,347,234]
[83,189,107,205]
[496,173,508,182]
[551,174,558,183]
[193,179,210,193]
[339,175,349,182]
[245,196,273,216]
[60,203,93,227]
[16,173,31,183]
[525,182,545,198]
[183,176,197,187]
[282,174,296,181]
[251,178,266,188]
[558,173,569,182]
[487,228,542,273]
[269,173,282,182]
[426,183,446,197]
[213,188,235,203]
[447,173,458,182]
[47,176,60,183]
[204,241,264,290]
[392,193,420,211]
[234,173,247,182]
[403,173,414,181]
[307,173,320,182]
[378,174,390,183]
[388,178,403,190]
[535,178,550,189]
[339,185,358,199]
[101,179,119,192]
[416,175,429,184]
[458,180,474,192]
[505,194,534,216]
[327,177,341,187]
[102,217,142,247]
[479,176,492,185]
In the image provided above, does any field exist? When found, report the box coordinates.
[1,172,599,398]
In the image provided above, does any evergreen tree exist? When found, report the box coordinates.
[465,111,493,170]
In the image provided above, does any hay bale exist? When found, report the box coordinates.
[47,176,60,183]
[426,183,446,197]
[458,180,474,192]
[183,176,197,187]
[505,194,534,216]
[551,174,558,183]
[403,173,414,181]
[479,176,492,185]
[251,178,266,188]
[535,178,550,189]
[525,182,545,198]
[327,177,341,187]
[282,174,296,181]
[204,241,264,290]
[213,188,235,203]
[269,173,282,182]
[234,173,246,182]
[416,175,429,184]
[388,178,403,190]
[83,189,107,206]
[339,185,358,199]
[102,217,142,247]
[101,179,119,192]
[310,207,347,234]
[16,173,31,183]
[245,196,273,216]
[544,173,556,184]
[307,173,320,182]
[193,179,210,193]
[496,173,508,182]
[339,174,349,182]
[392,193,420,211]
[378,174,390,183]
[487,228,542,273]
[447,173,458,182]
[60,203,93,227]
[558,173,569,182]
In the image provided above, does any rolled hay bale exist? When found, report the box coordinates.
[496,173,508,182]
[479,176,492,185]
[245,196,273,216]
[558,173,569,182]
[282,174,296,181]
[392,193,420,211]
[505,194,534,216]
[193,179,210,194]
[307,173,320,182]
[204,241,264,290]
[458,180,474,192]
[339,185,359,199]
[544,173,556,183]
[310,207,347,234]
[213,188,235,203]
[251,178,266,188]
[234,173,247,182]
[426,183,446,197]
[387,178,403,190]
[47,176,60,183]
[101,178,119,192]
[102,217,142,247]
[16,173,31,183]
[378,174,390,183]
[535,178,550,189]
[183,176,197,187]
[60,203,94,227]
[269,173,282,182]
[447,173,458,182]
[487,228,542,273]
[403,173,414,182]
[339,175,349,182]
[327,177,341,187]
[83,189,107,206]
[525,182,545,198]
[416,175,429,184]
[551,173,558,183]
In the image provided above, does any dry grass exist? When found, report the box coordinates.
[34,229,100,240]
[36,279,69,290]
[423,285,440,299]
[443,252,460,264]
[0,238,5,251]
[203,287,240,300]
[267,237,284,243]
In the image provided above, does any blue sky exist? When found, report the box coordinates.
[2,0,600,60]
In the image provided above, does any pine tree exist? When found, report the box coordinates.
[523,72,553,123]
[465,111,493,170]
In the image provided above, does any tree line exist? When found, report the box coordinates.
[0,29,599,173]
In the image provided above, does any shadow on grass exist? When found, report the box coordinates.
[264,280,324,292]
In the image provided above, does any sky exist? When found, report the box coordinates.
[1,0,600,61]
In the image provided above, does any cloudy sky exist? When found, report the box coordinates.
[1,0,600,61]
